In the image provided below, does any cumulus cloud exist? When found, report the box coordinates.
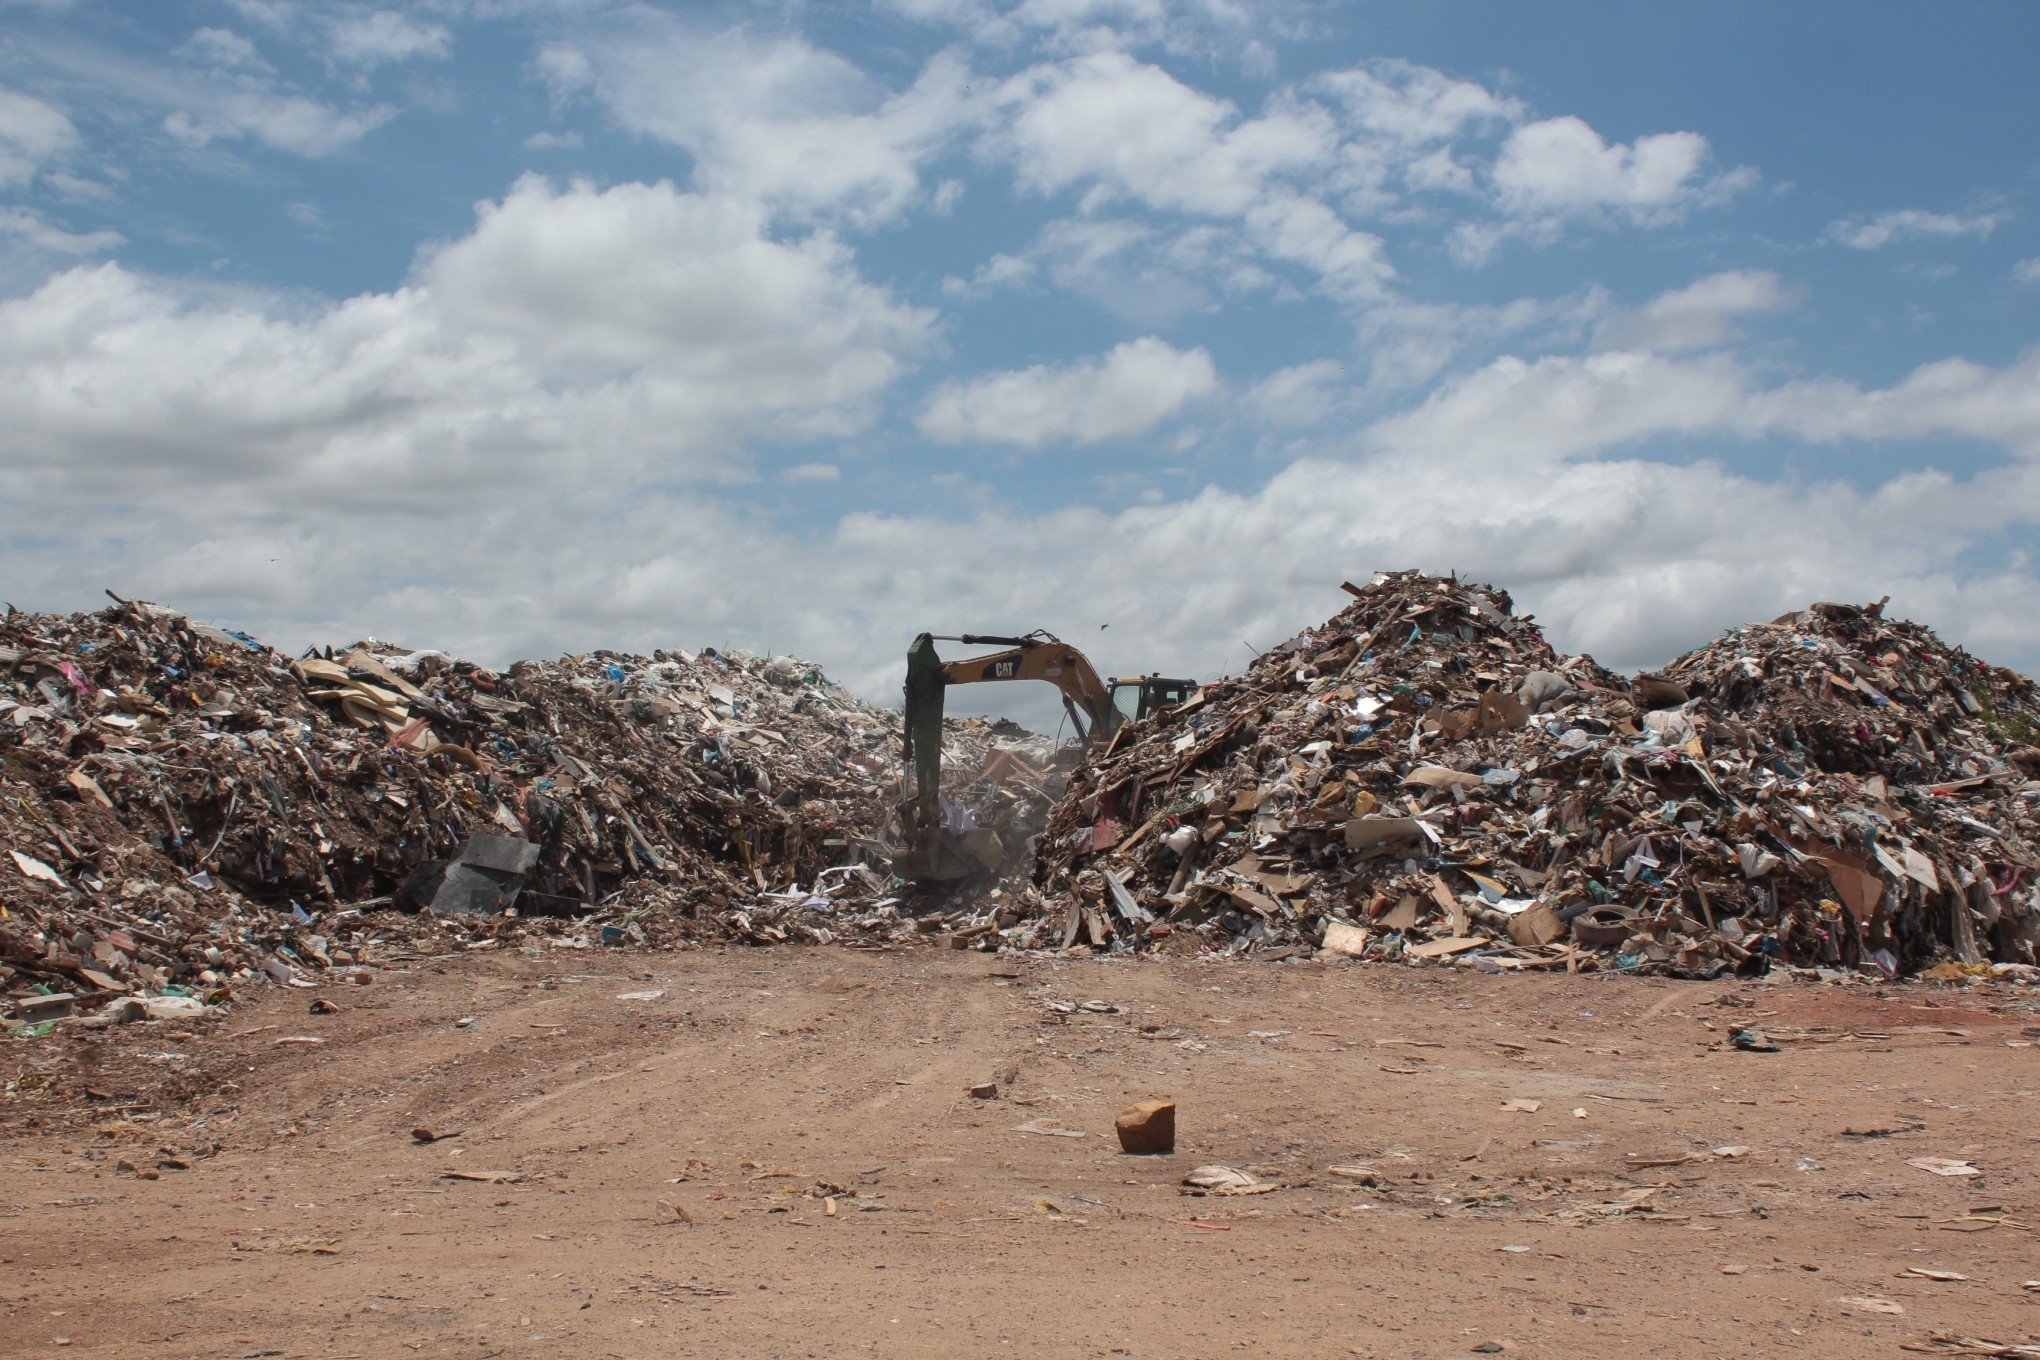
[1011,217,1154,288]
[888,0,1289,62]
[1311,59,1523,147]
[0,86,78,186]
[539,15,975,227]
[1355,290,1607,391]
[996,50,1330,216]
[0,205,121,255]
[161,94,389,155]
[916,336,1217,447]
[1448,116,1755,262]
[176,27,270,71]
[947,216,1269,324]
[1308,58,1520,213]
[1371,345,2040,475]
[1824,208,2000,250]
[1596,269,1796,353]
[992,50,1392,300]
[1495,117,1722,218]
[1245,359,1347,426]
[0,176,933,512]
[327,10,453,68]
[28,29,392,156]
[982,51,1752,298]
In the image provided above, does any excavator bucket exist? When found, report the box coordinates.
[896,818,1003,882]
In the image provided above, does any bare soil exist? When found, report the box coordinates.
[4,948,2037,1359]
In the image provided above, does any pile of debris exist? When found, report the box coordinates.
[0,596,962,1021]
[7,572,2036,1025]
[1025,572,2040,978]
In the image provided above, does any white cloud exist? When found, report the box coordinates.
[283,199,328,233]
[997,51,1330,217]
[1492,116,1754,225]
[327,10,453,68]
[1752,351,2040,459]
[163,94,390,156]
[1311,58,1521,148]
[917,336,1217,447]
[1596,269,1796,352]
[178,27,271,71]
[1449,115,1757,263]
[956,215,1277,323]
[2016,258,2040,286]
[1368,349,1753,465]
[892,0,1287,62]
[0,205,121,255]
[0,176,933,511]
[1308,60,1523,218]
[992,51,1392,300]
[30,33,391,157]
[1245,359,1346,426]
[1824,208,2000,251]
[418,177,931,405]
[1355,289,1607,391]
[0,86,78,186]
[22,25,393,158]
[223,0,295,30]
[1370,345,2040,475]
[540,16,975,227]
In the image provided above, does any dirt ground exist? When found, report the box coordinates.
[3,946,2037,1360]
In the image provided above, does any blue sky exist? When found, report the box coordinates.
[1,0,2037,720]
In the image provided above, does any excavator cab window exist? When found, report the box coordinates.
[1141,679,1194,715]
[1111,677,1195,724]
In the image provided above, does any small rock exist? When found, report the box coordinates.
[99,997,146,1024]
[966,1082,998,1100]
[1731,1026,1780,1052]
[1115,1097,1176,1155]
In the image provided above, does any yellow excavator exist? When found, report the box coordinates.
[895,631,1195,881]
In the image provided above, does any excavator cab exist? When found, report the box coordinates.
[1108,676,1196,727]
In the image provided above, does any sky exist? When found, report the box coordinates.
[1,0,2037,727]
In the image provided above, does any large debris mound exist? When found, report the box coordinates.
[1027,572,2040,977]
[0,597,925,1013]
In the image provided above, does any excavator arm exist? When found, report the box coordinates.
[897,631,1115,882]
